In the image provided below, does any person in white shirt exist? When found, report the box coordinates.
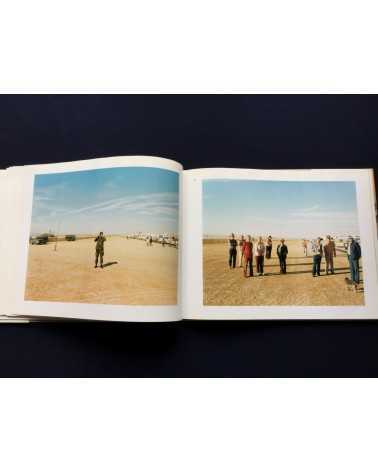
[254,236,266,276]
[311,237,323,277]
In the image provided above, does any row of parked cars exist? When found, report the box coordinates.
[29,234,76,245]
[127,233,178,247]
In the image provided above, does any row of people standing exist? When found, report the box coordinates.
[234,235,274,265]
[310,235,361,289]
[310,236,337,276]
[228,234,362,287]
[229,234,288,277]
[302,236,338,278]
[230,234,266,276]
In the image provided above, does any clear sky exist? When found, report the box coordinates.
[30,167,179,235]
[203,179,360,238]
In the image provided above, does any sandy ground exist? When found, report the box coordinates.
[203,239,364,306]
[25,237,178,305]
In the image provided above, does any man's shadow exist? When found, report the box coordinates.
[102,261,118,268]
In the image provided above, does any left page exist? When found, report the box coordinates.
[0,170,29,322]
[4,155,182,322]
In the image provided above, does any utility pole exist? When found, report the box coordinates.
[54,219,61,251]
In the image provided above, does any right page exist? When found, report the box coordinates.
[182,168,378,319]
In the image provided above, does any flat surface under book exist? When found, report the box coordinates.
[1,95,378,377]
[1,321,378,377]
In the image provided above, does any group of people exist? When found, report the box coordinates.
[227,233,362,289]
[309,235,362,289]
[309,236,337,277]
[308,235,361,288]
[228,234,288,277]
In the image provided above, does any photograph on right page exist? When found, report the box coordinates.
[202,179,364,306]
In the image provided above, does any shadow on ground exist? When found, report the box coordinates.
[102,261,118,268]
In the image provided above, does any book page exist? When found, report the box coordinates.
[182,168,378,319]
[0,171,18,321]
[4,156,183,322]
[0,171,7,305]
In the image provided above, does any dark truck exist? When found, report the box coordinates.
[65,235,76,241]
[30,234,49,245]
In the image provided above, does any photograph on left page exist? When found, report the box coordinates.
[24,166,179,305]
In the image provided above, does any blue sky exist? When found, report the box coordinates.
[203,180,360,238]
[30,167,179,235]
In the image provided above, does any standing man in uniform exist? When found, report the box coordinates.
[94,232,106,268]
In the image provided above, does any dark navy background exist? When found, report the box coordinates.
[0,95,377,377]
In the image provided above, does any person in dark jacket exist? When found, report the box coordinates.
[276,238,288,274]
[324,235,336,275]
[346,236,361,289]
[228,233,237,269]
[265,235,273,259]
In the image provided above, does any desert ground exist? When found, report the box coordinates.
[25,236,178,305]
[203,239,364,306]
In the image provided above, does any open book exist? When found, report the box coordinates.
[1,155,377,322]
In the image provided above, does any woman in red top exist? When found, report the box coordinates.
[242,235,254,277]
[238,235,245,267]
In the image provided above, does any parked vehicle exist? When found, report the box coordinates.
[30,234,49,245]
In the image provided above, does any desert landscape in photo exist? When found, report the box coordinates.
[25,165,179,306]
[25,236,178,305]
[203,238,364,306]
[202,179,364,307]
